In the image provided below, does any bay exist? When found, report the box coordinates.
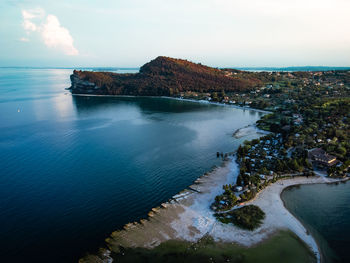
[0,68,263,262]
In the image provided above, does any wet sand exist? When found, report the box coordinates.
[106,160,238,250]
[80,156,344,263]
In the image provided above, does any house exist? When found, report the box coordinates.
[234,186,243,192]
[293,113,302,119]
[309,148,337,167]
[284,99,295,104]
[294,118,303,125]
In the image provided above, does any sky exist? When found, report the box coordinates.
[1,0,350,67]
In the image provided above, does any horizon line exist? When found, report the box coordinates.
[1,66,350,70]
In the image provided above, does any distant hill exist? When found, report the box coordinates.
[69,56,262,96]
[236,66,350,72]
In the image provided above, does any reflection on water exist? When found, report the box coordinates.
[0,68,263,263]
[72,95,222,115]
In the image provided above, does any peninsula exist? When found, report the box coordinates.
[69,56,262,95]
[72,57,350,263]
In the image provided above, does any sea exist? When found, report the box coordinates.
[0,68,263,262]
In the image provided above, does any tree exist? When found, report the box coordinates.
[289,159,300,171]
[275,160,284,172]
[219,89,225,98]
[336,146,347,156]
[304,158,312,169]
[259,167,268,174]
[236,175,243,186]
[229,193,238,204]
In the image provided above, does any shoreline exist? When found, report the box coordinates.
[73,92,271,262]
[70,93,271,114]
[80,159,237,262]
[243,176,343,263]
[280,180,349,263]
[74,93,338,263]
[247,176,348,263]
[81,154,345,263]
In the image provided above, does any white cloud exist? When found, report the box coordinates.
[41,15,78,56]
[23,19,37,31]
[21,8,44,20]
[21,8,78,56]
[21,8,44,32]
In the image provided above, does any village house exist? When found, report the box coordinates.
[309,148,338,167]
[294,118,303,125]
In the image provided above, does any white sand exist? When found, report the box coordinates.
[169,162,343,263]
[83,158,345,263]
[209,176,338,263]
[233,125,270,138]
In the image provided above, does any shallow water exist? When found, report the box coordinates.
[0,68,263,262]
[282,182,350,263]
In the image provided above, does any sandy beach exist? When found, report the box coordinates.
[82,157,345,263]
[232,124,270,138]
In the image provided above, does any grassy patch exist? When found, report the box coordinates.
[105,231,316,263]
[215,205,265,230]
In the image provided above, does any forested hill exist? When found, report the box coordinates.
[69,56,262,96]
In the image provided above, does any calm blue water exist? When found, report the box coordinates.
[0,68,263,263]
[282,182,350,263]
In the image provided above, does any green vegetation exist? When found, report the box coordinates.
[213,71,349,211]
[97,231,316,263]
[74,59,350,263]
[71,56,350,221]
[215,205,265,230]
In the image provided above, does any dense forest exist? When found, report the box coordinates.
[69,56,262,95]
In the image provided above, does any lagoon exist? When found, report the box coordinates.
[282,182,350,263]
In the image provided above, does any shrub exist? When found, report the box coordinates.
[230,205,265,230]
